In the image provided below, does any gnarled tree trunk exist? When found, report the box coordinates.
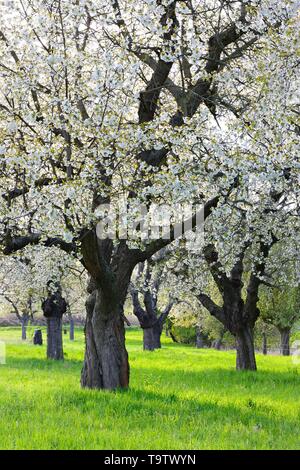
[81,288,129,390]
[143,322,162,351]
[197,243,268,371]
[235,326,257,370]
[279,327,290,356]
[42,285,67,360]
[33,329,43,345]
[131,259,175,352]
[80,232,139,390]
[131,286,173,351]
[47,316,63,360]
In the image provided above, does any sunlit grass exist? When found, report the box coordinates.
[0,327,299,450]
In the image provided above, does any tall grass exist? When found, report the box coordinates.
[0,327,299,450]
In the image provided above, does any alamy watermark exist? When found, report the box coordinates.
[95,200,205,251]
[0,341,6,365]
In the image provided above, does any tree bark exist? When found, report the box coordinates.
[42,286,67,360]
[235,326,257,370]
[279,327,290,356]
[143,322,162,351]
[21,318,28,340]
[81,289,129,390]
[131,281,165,352]
[213,328,225,350]
[33,329,43,345]
[213,338,222,350]
[198,244,268,371]
[170,330,178,343]
[262,332,267,355]
[69,316,75,341]
[196,325,205,348]
[47,316,64,360]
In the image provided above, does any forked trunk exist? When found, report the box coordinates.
[47,317,63,360]
[280,328,290,356]
[143,322,162,351]
[235,326,257,371]
[81,290,129,390]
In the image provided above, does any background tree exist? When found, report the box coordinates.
[62,264,87,341]
[0,255,37,340]
[130,250,179,350]
[259,286,300,356]
[0,291,34,340]
[42,281,67,360]
[254,318,279,355]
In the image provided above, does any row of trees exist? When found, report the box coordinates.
[1,250,299,358]
[128,244,300,356]
[0,0,299,389]
[1,248,298,357]
[0,249,86,357]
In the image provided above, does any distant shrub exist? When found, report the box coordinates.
[170,325,196,344]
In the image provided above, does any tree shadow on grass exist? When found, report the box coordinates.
[27,360,299,426]
[4,355,84,372]
[5,349,300,390]
[2,353,300,449]
[130,362,300,392]
[40,382,300,451]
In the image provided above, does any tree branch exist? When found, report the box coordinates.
[197,292,225,325]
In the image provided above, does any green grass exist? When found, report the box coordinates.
[0,326,300,450]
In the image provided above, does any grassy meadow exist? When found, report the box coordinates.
[0,326,299,450]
